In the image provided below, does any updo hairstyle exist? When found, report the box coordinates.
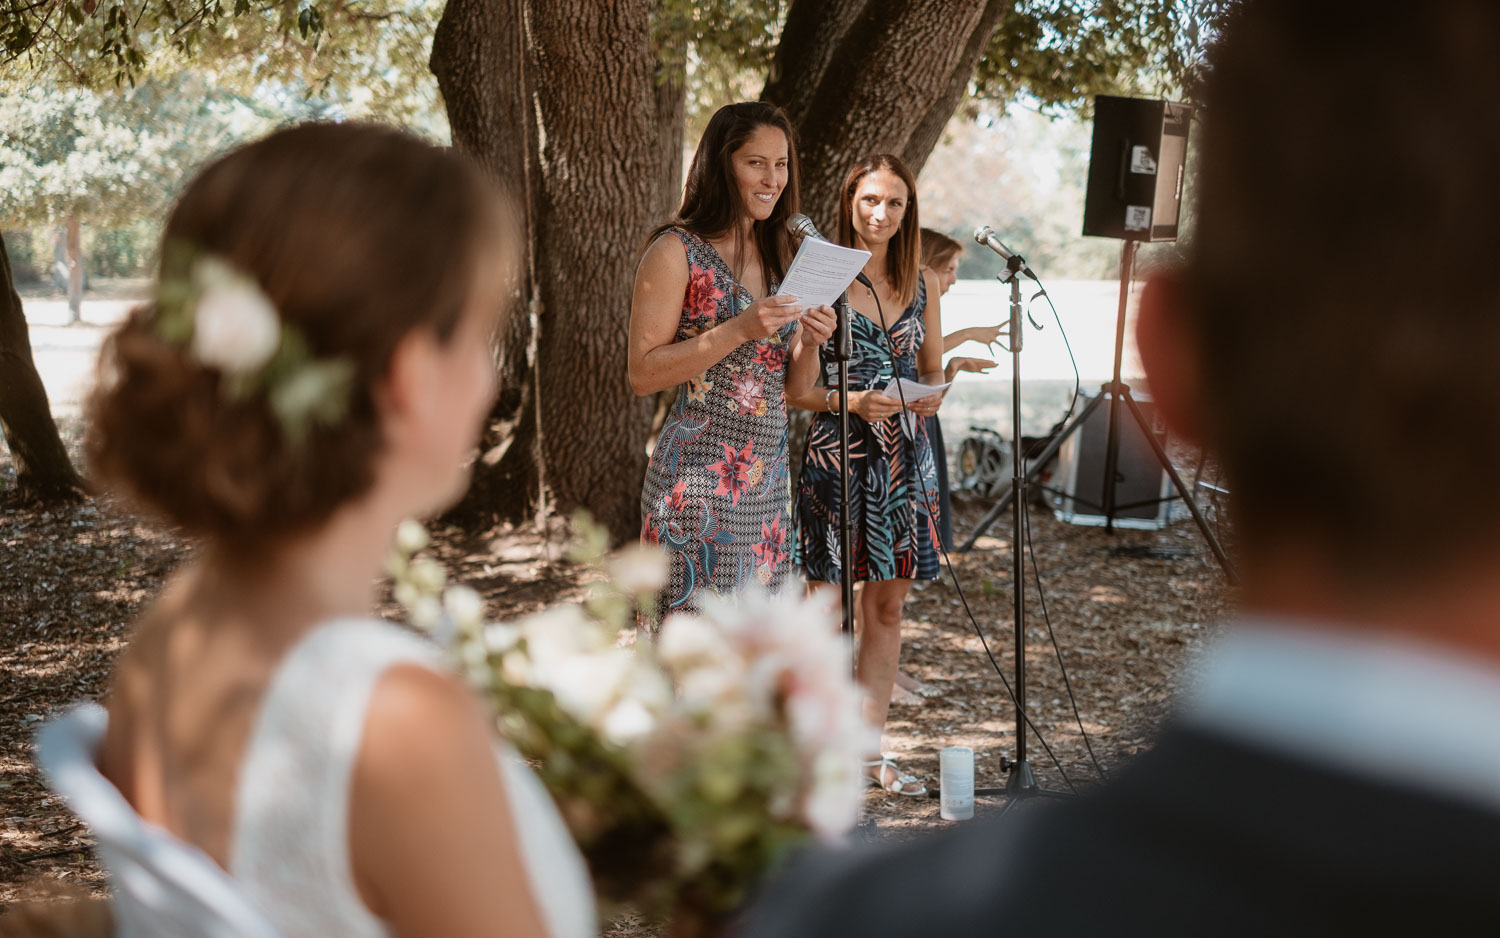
[87,122,513,546]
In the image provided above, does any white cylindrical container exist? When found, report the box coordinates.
[939,746,975,821]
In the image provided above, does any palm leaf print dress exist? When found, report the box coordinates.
[796,277,941,584]
[640,228,797,621]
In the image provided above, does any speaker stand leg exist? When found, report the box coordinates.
[1113,382,1237,583]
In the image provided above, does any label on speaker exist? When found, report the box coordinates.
[1125,205,1152,230]
[1130,145,1158,174]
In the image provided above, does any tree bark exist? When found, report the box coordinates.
[760,0,869,131]
[434,0,666,542]
[0,232,86,505]
[763,0,995,232]
[65,213,82,325]
[525,1,663,542]
[898,0,1007,177]
[432,0,546,526]
[653,56,687,218]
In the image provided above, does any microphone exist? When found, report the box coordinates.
[973,225,1038,281]
[787,214,873,289]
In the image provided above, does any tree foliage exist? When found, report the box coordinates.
[973,0,1234,112]
[1,0,445,132]
[0,74,274,229]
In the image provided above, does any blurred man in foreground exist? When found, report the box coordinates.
[742,0,1500,933]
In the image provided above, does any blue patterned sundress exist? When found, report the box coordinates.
[639,228,798,621]
[795,276,941,584]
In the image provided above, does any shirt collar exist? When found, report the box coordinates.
[1180,617,1500,813]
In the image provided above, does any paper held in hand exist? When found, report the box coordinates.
[778,237,872,308]
[881,377,950,404]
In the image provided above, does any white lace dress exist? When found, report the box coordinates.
[228,617,597,938]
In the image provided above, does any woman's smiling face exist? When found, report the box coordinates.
[850,169,908,248]
[729,125,790,222]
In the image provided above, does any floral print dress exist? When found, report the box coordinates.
[796,277,941,584]
[640,228,797,621]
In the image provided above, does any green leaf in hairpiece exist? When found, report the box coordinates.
[269,357,357,445]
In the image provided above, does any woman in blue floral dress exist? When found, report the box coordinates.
[788,154,946,796]
[630,102,836,622]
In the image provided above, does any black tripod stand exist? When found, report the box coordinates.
[957,241,1236,584]
[974,253,1073,809]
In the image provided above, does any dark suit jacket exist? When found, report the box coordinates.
[739,724,1500,936]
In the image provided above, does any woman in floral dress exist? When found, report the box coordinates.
[630,102,836,622]
[788,154,947,796]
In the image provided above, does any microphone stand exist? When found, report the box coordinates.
[834,289,856,639]
[986,253,1069,809]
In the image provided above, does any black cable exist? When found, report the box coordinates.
[1024,505,1110,782]
[1022,288,1082,464]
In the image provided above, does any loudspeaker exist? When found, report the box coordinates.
[1082,95,1193,242]
[1053,391,1171,530]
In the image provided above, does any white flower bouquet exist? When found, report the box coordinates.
[391,517,875,933]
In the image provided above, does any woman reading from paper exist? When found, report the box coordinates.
[55,124,594,937]
[630,102,836,623]
[788,154,944,796]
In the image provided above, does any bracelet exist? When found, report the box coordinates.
[824,388,840,414]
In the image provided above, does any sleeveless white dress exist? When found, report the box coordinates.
[230,617,597,938]
[39,617,597,938]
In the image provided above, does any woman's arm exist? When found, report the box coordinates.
[944,356,997,382]
[942,324,1002,354]
[785,306,899,422]
[785,304,836,412]
[628,234,802,396]
[349,666,552,938]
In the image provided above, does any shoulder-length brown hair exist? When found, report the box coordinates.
[836,154,922,308]
[920,227,963,269]
[646,101,800,290]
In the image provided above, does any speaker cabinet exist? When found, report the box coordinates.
[1053,390,1172,530]
[1083,95,1193,242]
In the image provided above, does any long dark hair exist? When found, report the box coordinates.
[648,101,800,290]
[836,154,922,308]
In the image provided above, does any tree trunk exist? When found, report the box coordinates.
[66,213,82,325]
[432,0,546,526]
[653,56,687,218]
[0,232,85,505]
[434,0,667,542]
[763,0,997,232]
[898,0,1007,177]
[760,0,868,131]
[525,1,664,542]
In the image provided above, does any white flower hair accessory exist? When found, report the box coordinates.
[154,244,355,443]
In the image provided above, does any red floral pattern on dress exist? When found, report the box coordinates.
[751,341,787,374]
[752,512,787,573]
[666,479,689,514]
[726,371,766,416]
[707,439,755,506]
[687,264,725,323]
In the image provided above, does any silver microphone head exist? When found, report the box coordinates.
[788,213,822,240]
[974,225,996,245]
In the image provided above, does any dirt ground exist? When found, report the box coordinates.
[0,421,1231,929]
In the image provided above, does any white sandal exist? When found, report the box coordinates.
[864,757,928,797]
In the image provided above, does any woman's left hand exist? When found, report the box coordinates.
[945,356,997,381]
[797,304,837,349]
[905,394,943,418]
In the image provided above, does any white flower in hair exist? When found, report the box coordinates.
[188,257,281,376]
